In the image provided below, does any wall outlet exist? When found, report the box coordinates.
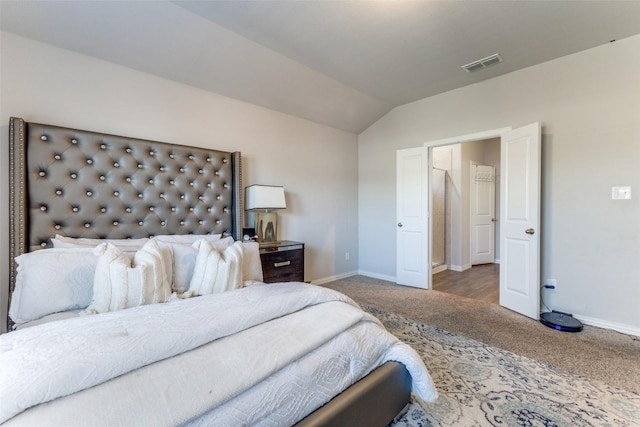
[345,252,350,261]
[544,279,557,290]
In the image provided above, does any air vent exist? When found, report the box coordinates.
[462,53,503,72]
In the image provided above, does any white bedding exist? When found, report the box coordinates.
[0,283,437,426]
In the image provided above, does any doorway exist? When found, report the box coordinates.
[396,123,542,319]
[431,139,500,303]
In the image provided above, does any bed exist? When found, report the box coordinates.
[2,117,437,426]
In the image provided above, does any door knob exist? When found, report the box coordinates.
[525,228,535,235]
[397,222,403,228]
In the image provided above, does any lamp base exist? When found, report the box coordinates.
[255,211,278,242]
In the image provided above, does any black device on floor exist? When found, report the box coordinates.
[540,310,583,332]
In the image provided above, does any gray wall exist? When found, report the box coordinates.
[358,35,640,334]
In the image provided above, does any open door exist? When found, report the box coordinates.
[500,122,541,319]
[396,147,429,288]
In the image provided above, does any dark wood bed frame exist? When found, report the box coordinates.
[7,117,411,426]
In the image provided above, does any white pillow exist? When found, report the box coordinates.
[52,234,149,252]
[242,241,263,283]
[83,240,171,314]
[10,248,97,324]
[159,237,235,293]
[187,240,244,296]
[153,234,222,244]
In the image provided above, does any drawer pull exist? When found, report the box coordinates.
[273,260,291,268]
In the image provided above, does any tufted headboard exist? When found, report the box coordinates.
[7,117,243,327]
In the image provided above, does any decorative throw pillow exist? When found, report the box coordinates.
[158,237,235,294]
[10,248,98,324]
[83,239,171,314]
[187,240,245,296]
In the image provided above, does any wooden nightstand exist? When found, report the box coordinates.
[259,240,305,283]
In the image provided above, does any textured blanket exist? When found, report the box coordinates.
[0,283,436,425]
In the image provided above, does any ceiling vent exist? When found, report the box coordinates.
[462,53,503,72]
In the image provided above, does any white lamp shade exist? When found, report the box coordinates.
[245,185,286,210]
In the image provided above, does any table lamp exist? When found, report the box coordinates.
[245,185,286,242]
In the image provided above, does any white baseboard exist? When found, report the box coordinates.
[357,270,397,283]
[572,314,640,337]
[432,265,447,274]
[449,264,471,272]
[494,258,500,264]
[310,270,359,286]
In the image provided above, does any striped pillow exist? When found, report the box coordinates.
[187,240,245,296]
[83,240,171,314]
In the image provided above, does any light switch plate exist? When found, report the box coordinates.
[612,186,631,200]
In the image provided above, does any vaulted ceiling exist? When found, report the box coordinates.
[2,1,640,133]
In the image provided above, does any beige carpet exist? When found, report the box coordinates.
[322,275,640,395]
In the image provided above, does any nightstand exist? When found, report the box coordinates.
[259,240,305,283]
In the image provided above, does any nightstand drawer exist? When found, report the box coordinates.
[260,242,304,283]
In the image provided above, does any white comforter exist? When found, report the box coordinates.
[0,283,437,426]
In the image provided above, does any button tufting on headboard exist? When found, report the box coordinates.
[12,118,242,250]
[8,117,243,331]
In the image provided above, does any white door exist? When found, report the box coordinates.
[500,122,541,319]
[396,147,429,288]
[471,164,496,265]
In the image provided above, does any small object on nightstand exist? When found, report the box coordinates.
[259,240,304,283]
[242,227,257,241]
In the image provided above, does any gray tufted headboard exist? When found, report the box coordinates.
[7,117,243,328]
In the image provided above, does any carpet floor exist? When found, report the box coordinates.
[322,275,640,396]
[364,307,640,427]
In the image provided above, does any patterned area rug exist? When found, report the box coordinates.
[362,307,640,427]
